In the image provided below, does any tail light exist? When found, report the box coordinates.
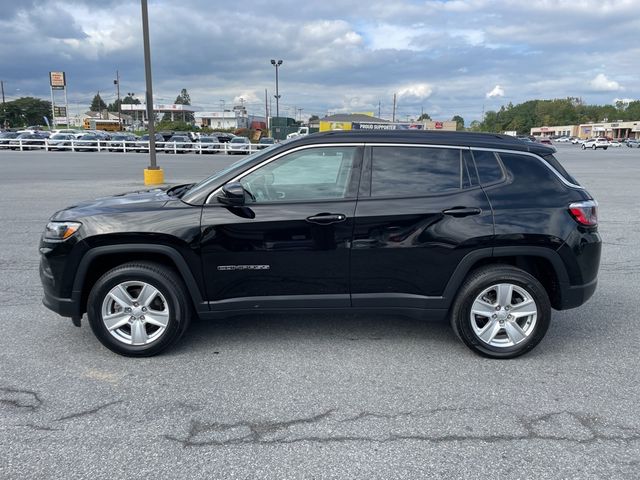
[569,200,598,226]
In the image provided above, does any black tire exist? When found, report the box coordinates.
[87,262,192,356]
[581,144,586,150]
[449,265,551,359]
[603,147,608,150]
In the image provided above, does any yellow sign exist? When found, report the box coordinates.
[319,121,353,132]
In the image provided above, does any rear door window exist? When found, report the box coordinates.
[370,146,471,197]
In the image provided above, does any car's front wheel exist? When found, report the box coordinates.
[581,144,586,149]
[87,262,192,356]
[450,265,550,359]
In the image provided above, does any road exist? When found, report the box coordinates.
[0,145,638,479]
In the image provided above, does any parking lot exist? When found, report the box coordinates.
[0,144,638,479]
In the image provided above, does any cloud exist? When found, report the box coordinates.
[590,73,622,92]
[613,98,636,105]
[0,0,638,123]
[486,85,505,98]
[397,84,433,99]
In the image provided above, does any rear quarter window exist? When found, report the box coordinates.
[471,150,505,185]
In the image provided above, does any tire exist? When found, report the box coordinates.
[581,144,586,150]
[87,262,192,356]
[449,265,551,359]
[603,147,608,150]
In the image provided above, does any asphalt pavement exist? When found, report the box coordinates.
[0,144,638,479]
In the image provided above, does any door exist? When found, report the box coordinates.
[351,145,494,309]
[200,145,363,310]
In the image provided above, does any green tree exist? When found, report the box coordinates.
[451,115,465,130]
[308,115,319,122]
[417,113,431,121]
[163,88,194,122]
[1,97,52,127]
[90,93,107,112]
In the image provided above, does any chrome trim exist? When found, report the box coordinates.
[470,146,584,189]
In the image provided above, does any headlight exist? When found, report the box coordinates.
[44,221,81,241]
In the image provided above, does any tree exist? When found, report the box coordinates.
[308,115,319,122]
[163,88,193,122]
[90,93,107,112]
[1,97,51,127]
[417,113,431,121]
[451,115,465,130]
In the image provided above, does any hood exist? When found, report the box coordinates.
[51,187,175,221]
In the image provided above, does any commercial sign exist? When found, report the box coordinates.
[53,106,67,117]
[351,122,424,130]
[49,71,66,90]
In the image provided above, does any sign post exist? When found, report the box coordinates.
[49,71,67,128]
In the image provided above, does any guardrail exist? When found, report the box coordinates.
[0,139,268,154]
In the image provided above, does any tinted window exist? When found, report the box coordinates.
[472,150,504,184]
[240,147,357,202]
[371,147,468,197]
[541,154,580,186]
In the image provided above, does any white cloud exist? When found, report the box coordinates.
[486,85,505,98]
[590,73,622,92]
[233,91,260,105]
[397,83,433,99]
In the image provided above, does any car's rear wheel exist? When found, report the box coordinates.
[87,262,191,356]
[450,265,550,359]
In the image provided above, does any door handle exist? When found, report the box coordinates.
[306,213,347,224]
[442,207,482,217]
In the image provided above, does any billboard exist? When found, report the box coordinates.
[351,122,424,130]
[49,71,66,90]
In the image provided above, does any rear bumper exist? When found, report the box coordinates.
[557,277,598,310]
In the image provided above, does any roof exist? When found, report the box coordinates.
[288,130,556,155]
[319,113,389,123]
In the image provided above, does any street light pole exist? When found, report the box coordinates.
[270,59,282,118]
[141,0,163,184]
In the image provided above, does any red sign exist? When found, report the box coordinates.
[435,121,443,129]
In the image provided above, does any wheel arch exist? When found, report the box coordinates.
[71,244,206,317]
[443,247,569,310]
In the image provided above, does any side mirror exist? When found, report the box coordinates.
[218,182,246,206]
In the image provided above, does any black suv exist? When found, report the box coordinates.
[40,131,601,358]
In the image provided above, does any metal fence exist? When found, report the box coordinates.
[0,139,267,155]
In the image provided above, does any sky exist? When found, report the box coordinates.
[0,0,638,123]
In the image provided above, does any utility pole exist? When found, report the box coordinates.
[297,108,303,122]
[378,100,381,118]
[392,93,397,122]
[141,0,162,184]
[264,88,269,133]
[114,70,122,130]
[1,81,5,129]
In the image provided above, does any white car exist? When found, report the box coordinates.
[227,136,251,155]
[581,138,609,150]
[571,138,584,144]
[555,136,570,142]
[609,140,623,147]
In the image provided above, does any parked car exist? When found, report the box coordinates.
[47,133,76,151]
[163,135,193,153]
[571,138,584,144]
[626,139,640,148]
[198,136,224,154]
[75,134,102,152]
[134,133,165,152]
[608,140,623,147]
[581,138,609,150]
[40,130,601,358]
[227,136,251,154]
[0,131,19,149]
[9,132,47,150]
[257,137,275,149]
[107,134,138,152]
[555,136,570,143]
[537,137,557,152]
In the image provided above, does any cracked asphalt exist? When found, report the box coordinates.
[0,145,638,479]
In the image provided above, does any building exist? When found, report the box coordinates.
[530,125,579,137]
[531,121,640,139]
[578,121,640,139]
[120,103,198,124]
[194,111,267,130]
[318,113,389,132]
[80,110,133,127]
